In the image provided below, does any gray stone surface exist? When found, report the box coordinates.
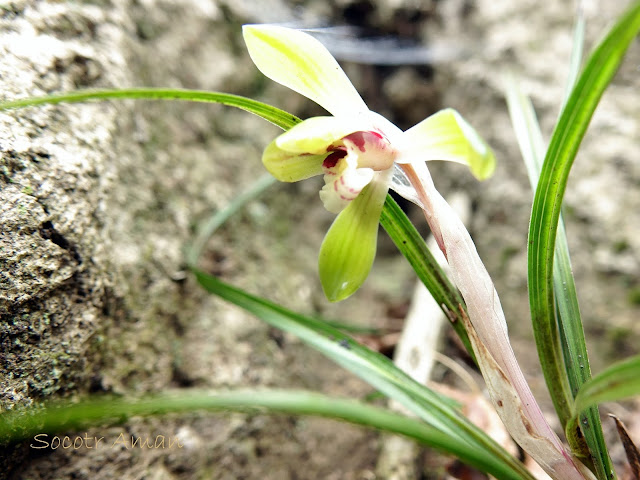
[1,0,131,406]
[1,1,382,478]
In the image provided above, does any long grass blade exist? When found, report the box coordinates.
[574,355,640,413]
[186,173,277,266]
[379,195,475,362]
[193,269,535,480]
[0,389,519,478]
[561,0,586,113]
[527,3,640,478]
[0,88,301,130]
[0,87,474,356]
[506,76,611,475]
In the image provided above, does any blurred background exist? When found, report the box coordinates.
[1,0,638,478]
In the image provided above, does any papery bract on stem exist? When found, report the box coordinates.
[400,160,594,480]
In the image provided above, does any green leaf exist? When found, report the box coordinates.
[527,4,640,478]
[505,76,611,475]
[0,88,301,130]
[193,269,535,480]
[187,173,277,267]
[574,355,640,413]
[319,175,389,302]
[0,87,469,346]
[0,388,512,477]
[562,3,586,113]
[378,195,476,363]
[399,108,496,180]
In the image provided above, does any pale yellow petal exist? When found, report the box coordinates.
[276,116,369,154]
[262,138,325,182]
[399,109,496,180]
[243,25,368,117]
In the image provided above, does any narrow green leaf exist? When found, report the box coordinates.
[527,4,639,478]
[562,1,586,112]
[379,195,476,363]
[5,88,473,348]
[194,268,457,436]
[504,75,546,178]
[506,76,611,475]
[574,355,640,413]
[0,389,512,478]
[0,88,301,130]
[193,269,535,480]
[187,173,277,267]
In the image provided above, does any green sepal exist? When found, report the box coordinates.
[400,109,496,180]
[318,172,390,302]
[243,25,368,117]
[262,138,325,182]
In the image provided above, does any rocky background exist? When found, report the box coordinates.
[0,0,638,478]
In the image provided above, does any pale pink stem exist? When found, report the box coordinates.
[401,161,592,480]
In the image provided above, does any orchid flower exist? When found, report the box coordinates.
[243,24,495,302]
[243,25,594,479]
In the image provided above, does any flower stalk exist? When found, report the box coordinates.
[401,161,593,480]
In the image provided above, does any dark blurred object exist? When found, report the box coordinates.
[304,26,465,65]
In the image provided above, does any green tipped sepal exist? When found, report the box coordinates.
[318,172,390,301]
